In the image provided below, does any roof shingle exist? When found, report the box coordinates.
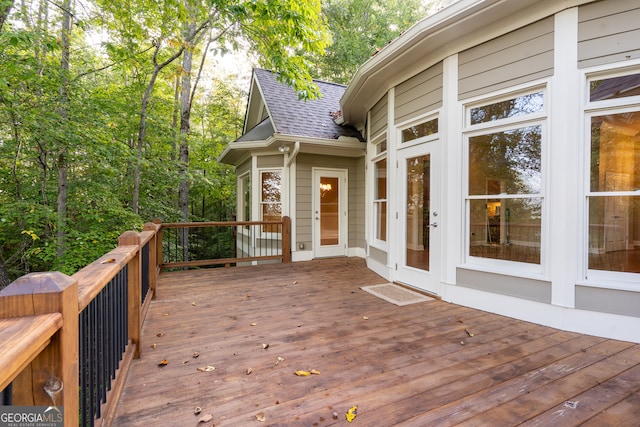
[253,68,363,141]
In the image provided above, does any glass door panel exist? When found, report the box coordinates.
[320,177,339,246]
[406,155,430,271]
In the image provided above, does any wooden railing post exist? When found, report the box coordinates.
[282,216,291,263]
[153,218,163,272]
[143,222,160,300]
[0,272,79,425]
[119,231,142,359]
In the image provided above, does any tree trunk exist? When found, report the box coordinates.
[178,22,195,263]
[56,0,72,261]
[131,43,186,215]
[0,0,13,33]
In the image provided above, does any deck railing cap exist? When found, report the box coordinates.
[0,271,75,296]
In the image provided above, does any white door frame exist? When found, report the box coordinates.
[313,168,348,258]
[393,142,441,295]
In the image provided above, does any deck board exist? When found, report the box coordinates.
[111,258,640,426]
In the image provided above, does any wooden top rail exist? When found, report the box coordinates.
[0,314,63,391]
[161,220,285,228]
[75,245,139,312]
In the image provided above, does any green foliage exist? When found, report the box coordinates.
[313,0,428,84]
[0,0,331,280]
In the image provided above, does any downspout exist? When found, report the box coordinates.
[286,140,300,166]
[284,141,300,257]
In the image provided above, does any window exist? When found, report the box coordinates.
[401,117,438,143]
[260,170,282,232]
[238,173,251,223]
[586,70,640,276]
[465,90,546,266]
[374,157,387,242]
[371,138,387,246]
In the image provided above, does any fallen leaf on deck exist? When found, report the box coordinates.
[256,413,266,422]
[156,332,164,337]
[465,328,474,337]
[193,352,200,358]
[197,365,215,372]
[362,316,369,320]
[192,302,196,306]
[292,280,298,284]
[456,315,463,323]
[246,367,253,375]
[294,370,311,376]
[198,413,213,423]
[150,343,157,349]
[100,258,116,264]
[162,313,169,316]
[310,369,321,375]
[158,359,168,367]
[194,406,202,415]
[262,343,270,349]
[346,405,358,423]
[250,322,257,326]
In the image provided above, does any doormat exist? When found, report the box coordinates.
[360,283,433,306]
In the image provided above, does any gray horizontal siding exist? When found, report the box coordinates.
[395,62,443,125]
[236,159,251,176]
[257,155,283,168]
[459,17,554,100]
[456,268,552,303]
[576,285,640,317]
[578,0,640,68]
[370,94,388,137]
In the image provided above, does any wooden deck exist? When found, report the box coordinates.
[112,258,640,426]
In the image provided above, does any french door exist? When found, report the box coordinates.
[395,143,440,294]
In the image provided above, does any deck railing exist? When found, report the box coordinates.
[0,217,289,425]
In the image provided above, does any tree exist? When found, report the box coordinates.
[312,0,427,84]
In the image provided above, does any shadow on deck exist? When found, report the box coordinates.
[112,258,640,426]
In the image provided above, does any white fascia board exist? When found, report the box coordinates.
[341,0,596,125]
[276,134,365,157]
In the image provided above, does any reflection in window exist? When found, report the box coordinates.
[470,92,544,125]
[376,140,387,154]
[588,108,640,273]
[590,73,640,102]
[468,126,542,195]
[374,158,387,242]
[261,170,281,232]
[469,198,541,264]
[239,174,251,229]
[402,118,438,143]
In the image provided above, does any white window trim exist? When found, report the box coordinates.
[461,85,549,276]
[581,63,640,288]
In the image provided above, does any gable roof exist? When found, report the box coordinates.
[248,68,363,141]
